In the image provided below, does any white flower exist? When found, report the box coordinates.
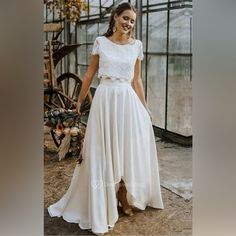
[70,127,80,136]
[63,127,71,135]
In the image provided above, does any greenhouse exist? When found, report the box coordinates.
[44,1,193,235]
[44,0,193,145]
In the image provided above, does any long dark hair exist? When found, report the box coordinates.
[103,2,138,39]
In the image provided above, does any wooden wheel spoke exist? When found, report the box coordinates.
[55,93,66,108]
[72,82,79,101]
[59,81,65,94]
[65,76,69,98]
[57,73,85,110]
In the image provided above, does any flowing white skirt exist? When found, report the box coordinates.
[48,77,164,234]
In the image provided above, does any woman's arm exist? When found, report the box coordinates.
[132,59,148,108]
[77,54,99,107]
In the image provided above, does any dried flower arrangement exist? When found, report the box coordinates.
[44,0,89,23]
[44,108,86,163]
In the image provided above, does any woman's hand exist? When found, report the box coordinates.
[76,101,82,115]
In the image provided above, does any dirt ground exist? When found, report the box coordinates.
[44,133,192,236]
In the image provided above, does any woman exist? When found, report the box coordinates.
[48,2,164,235]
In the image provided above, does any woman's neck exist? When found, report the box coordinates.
[109,32,132,43]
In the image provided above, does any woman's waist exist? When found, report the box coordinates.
[98,75,132,86]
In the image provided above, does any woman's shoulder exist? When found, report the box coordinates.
[135,39,143,45]
[94,35,105,42]
[93,36,142,48]
[93,36,108,48]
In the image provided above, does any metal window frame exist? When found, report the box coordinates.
[44,0,193,145]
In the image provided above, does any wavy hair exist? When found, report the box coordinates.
[103,2,138,39]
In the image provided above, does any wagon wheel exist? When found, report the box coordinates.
[48,73,92,148]
[57,72,92,113]
[44,89,75,111]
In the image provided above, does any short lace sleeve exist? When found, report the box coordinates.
[137,41,144,61]
[91,37,99,55]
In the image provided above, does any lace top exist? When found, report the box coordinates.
[91,36,144,82]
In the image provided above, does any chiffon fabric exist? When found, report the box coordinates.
[48,36,164,235]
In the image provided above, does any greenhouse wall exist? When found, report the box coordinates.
[44,0,193,144]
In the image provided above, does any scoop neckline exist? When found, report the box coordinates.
[104,36,136,45]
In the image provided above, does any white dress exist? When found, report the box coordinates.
[48,36,164,234]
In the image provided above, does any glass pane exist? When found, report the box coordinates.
[77,25,87,44]
[46,11,53,22]
[148,11,167,53]
[77,45,87,65]
[149,0,168,4]
[55,62,61,76]
[99,22,109,35]
[87,23,98,42]
[117,0,129,4]
[147,55,166,128]
[77,65,86,78]
[89,0,100,15]
[167,56,192,136]
[43,4,47,21]
[59,58,65,74]
[69,52,76,73]
[60,23,65,44]
[169,8,192,53]
[141,13,147,49]
[70,23,76,44]
[169,0,192,8]
[101,0,113,7]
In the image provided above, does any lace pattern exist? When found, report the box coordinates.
[99,74,132,82]
[91,36,144,82]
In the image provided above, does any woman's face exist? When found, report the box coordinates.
[114,9,136,35]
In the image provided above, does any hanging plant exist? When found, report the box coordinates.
[44,0,89,23]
